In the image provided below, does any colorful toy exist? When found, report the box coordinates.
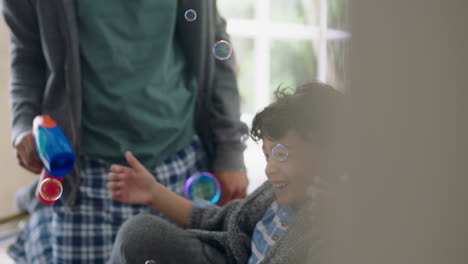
[33,115,76,204]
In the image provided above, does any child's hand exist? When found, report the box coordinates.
[107,151,159,206]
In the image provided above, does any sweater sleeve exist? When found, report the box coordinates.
[187,199,242,231]
[2,0,46,145]
[208,3,249,172]
[187,182,274,231]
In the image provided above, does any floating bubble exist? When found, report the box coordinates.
[145,261,157,264]
[240,133,249,144]
[213,40,232,60]
[184,9,197,22]
[272,144,289,161]
[184,172,221,205]
[39,177,63,201]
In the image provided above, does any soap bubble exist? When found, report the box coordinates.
[184,9,197,22]
[213,40,232,60]
[39,177,63,201]
[272,144,289,162]
[184,172,221,205]
[240,133,249,144]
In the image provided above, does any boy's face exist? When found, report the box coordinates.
[262,130,316,208]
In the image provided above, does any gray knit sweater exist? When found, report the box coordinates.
[188,182,318,264]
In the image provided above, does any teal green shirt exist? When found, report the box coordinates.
[78,0,196,168]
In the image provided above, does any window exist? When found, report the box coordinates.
[218,0,350,192]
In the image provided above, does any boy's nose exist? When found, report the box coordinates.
[265,160,279,177]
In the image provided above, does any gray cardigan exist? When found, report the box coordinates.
[188,182,318,264]
[2,0,248,211]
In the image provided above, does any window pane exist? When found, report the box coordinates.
[327,39,349,91]
[271,0,320,25]
[270,40,318,98]
[230,38,256,114]
[328,0,349,30]
[218,0,255,20]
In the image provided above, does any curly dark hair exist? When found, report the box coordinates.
[250,82,344,144]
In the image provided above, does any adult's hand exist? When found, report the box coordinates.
[214,170,249,206]
[14,130,43,174]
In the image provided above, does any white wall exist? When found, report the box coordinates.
[330,0,468,263]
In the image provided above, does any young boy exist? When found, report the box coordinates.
[107,82,344,264]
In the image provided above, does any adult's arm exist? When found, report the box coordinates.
[208,4,249,172]
[2,0,46,145]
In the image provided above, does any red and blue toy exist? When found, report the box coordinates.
[33,115,76,204]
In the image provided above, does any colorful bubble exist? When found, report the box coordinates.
[184,172,221,205]
[240,134,249,144]
[39,177,63,201]
[213,40,232,60]
[184,9,197,22]
[272,144,289,161]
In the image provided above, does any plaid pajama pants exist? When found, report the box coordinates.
[8,136,207,264]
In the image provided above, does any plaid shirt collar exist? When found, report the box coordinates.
[248,200,296,264]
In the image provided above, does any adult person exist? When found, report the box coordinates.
[3,0,248,262]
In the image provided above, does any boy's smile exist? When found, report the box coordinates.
[262,131,315,209]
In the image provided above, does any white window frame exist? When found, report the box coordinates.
[225,0,351,111]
